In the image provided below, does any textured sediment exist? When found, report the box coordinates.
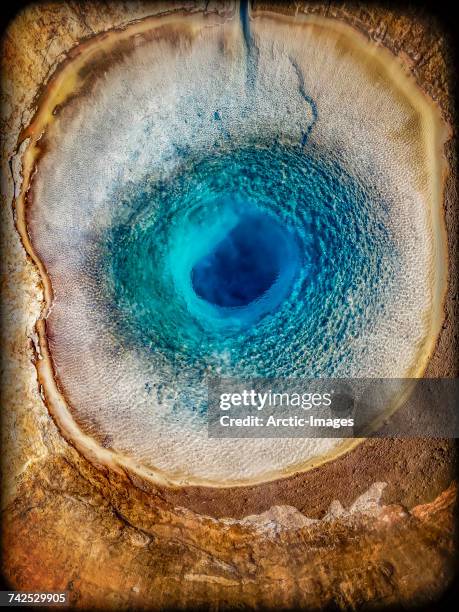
[1,1,457,608]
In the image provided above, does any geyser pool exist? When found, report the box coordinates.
[19,7,448,485]
[104,143,394,369]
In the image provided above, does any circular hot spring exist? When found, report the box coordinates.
[24,9,447,486]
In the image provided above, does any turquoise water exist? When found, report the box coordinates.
[190,203,299,309]
[99,142,396,381]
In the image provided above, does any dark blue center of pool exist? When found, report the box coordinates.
[191,211,285,308]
